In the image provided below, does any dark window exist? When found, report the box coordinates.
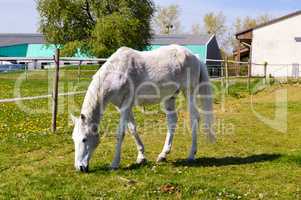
[41,62,49,69]
[295,37,301,42]
[292,63,299,78]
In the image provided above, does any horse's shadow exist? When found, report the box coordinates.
[89,153,282,172]
[172,153,282,167]
[89,165,111,173]
[89,161,152,172]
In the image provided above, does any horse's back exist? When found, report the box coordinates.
[100,45,200,91]
[108,44,197,73]
[141,45,200,86]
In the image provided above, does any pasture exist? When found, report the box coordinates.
[0,68,301,199]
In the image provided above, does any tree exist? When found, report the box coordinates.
[256,14,271,24]
[234,14,272,33]
[242,16,257,30]
[191,23,202,35]
[203,12,229,52]
[203,12,226,36]
[153,4,181,34]
[37,0,155,57]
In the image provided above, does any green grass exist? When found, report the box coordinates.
[0,70,301,199]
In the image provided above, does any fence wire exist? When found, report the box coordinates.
[0,91,86,103]
[0,57,300,104]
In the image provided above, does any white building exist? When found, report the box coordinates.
[235,10,301,77]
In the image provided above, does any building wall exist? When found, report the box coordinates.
[26,44,56,57]
[0,43,220,73]
[0,43,88,58]
[184,45,207,61]
[26,44,87,58]
[252,14,301,77]
[0,44,28,57]
[206,36,222,77]
[1,43,209,62]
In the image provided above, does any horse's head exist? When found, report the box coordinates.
[71,114,99,173]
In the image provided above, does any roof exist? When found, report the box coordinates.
[0,33,213,47]
[151,34,213,45]
[236,10,301,36]
[0,33,45,47]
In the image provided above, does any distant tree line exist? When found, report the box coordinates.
[153,4,272,55]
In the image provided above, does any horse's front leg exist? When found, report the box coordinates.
[157,97,177,162]
[111,109,130,170]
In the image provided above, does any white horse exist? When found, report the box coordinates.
[71,45,215,172]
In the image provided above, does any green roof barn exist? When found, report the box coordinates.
[0,33,221,76]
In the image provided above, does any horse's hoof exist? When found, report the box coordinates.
[110,165,119,171]
[156,156,167,163]
[79,165,89,173]
[136,158,147,165]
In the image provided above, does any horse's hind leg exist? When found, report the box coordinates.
[128,111,146,164]
[188,94,200,161]
[157,97,178,162]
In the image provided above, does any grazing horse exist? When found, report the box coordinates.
[71,45,215,172]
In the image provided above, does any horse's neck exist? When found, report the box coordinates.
[81,72,107,124]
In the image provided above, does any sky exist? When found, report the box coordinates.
[0,0,300,33]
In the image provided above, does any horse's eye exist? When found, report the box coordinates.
[82,138,87,143]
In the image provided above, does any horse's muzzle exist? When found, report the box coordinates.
[80,165,89,173]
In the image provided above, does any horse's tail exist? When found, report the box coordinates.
[198,60,216,143]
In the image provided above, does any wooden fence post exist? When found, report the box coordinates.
[52,49,60,133]
[225,58,229,95]
[264,62,268,84]
[248,59,251,93]
[221,60,225,89]
[77,61,82,82]
[25,62,28,81]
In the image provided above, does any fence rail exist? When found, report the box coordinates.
[0,51,105,132]
[206,58,249,64]
[0,91,86,103]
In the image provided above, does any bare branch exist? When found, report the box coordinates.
[83,0,96,25]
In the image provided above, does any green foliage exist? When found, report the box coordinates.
[37,0,155,57]
[92,13,142,57]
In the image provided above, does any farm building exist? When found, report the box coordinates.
[0,33,222,75]
[149,34,222,76]
[235,10,301,77]
[0,34,85,69]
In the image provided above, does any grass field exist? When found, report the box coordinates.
[0,68,301,199]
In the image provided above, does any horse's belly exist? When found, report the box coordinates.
[134,84,179,105]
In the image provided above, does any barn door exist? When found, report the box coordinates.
[292,63,299,78]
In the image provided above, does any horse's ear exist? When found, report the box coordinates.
[80,114,86,122]
[71,114,77,124]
